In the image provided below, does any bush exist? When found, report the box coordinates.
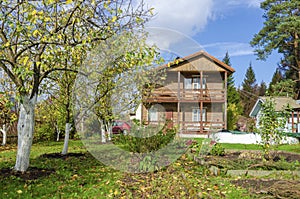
[210,143,225,156]
[112,127,176,153]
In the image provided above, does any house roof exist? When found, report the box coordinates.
[249,96,300,117]
[156,50,235,74]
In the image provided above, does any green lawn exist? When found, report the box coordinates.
[0,140,299,198]
[194,138,300,152]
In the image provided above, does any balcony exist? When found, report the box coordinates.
[144,89,225,103]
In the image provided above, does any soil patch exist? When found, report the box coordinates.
[40,152,85,159]
[231,179,300,199]
[203,150,300,170]
[0,167,55,181]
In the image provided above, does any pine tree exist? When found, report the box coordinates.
[222,52,242,130]
[268,69,283,93]
[258,81,267,96]
[240,63,258,116]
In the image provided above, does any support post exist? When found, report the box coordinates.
[224,72,228,130]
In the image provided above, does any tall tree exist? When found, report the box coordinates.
[270,79,296,97]
[0,0,155,172]
[268,69,283,93]
[222,52,242,130]
[258,81,267,96]
[240,63,258,116]
[251,0,300,80]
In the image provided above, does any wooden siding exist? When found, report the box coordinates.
[169,57,227,72]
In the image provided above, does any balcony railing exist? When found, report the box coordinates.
[145,89,225,102]
[179,121,225,133]
[144,121,225,134]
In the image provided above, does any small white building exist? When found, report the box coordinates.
[249,97,300,133]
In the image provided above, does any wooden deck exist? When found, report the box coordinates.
[145,89,225,103]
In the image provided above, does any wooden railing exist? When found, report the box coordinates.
[143,121,225,134]
[145,89,225,102]
[179,121,225,133]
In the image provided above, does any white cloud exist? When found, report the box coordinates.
[143,0,262,54]
[144,0,214,49]
[222,0,263,8]
[202,42,254,57]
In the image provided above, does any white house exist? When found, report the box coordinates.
[249,97,300,133]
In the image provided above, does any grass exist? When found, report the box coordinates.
[1,139,300,198]
[194,138,300,152]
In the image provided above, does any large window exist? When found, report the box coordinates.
[192,108,206,122]
[184,77,206,90]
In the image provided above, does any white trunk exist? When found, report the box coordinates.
[105,122,112,141]
[55,122,60,142]
[62,123,72,155]
[1,124,7,146]
[14,95,37,172]
[100,120,106,143]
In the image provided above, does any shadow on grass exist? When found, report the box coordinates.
[0,152,108,181]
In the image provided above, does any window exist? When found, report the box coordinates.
[184,78,192,89]
[192,108,206,122]
[149,107,158,121]
[184,77,206,90]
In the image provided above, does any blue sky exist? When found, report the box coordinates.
[144,0,281,87]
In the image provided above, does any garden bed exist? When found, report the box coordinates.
[202,150,300,171]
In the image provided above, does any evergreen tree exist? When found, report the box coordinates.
[251,0,300,80]
[240,63,258,116]
[222,52,242,130]
[268,69,283,93]
[258,81,267,96]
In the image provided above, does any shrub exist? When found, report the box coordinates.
[112,127,176,153]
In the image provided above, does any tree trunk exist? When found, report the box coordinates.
[1,124,7,146]
[55,122,60,142]
[99,120,106,143]
[62,123,72,155]
[105,121,112,141]
[14,94,37,172]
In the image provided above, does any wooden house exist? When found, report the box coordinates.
[250,96,300,133]
[141,50,235,136]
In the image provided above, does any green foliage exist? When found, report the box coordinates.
[222,52,242,130]
[258,97,291,159]
[34,123,54,142]
[268,69,283,93]
[251,0,300,79]
[2,140,300,198]
[227,103,242,130]
[269,79,296,97]
[210,143,225,156]
[112,128,176,153]
[258,81,267,96]
[240,64,258,116]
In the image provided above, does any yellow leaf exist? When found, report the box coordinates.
[114,190,118,195]
[33,29,39,37]
[23,56,29,65]
[111,16,117,23]
[31,10,37,15]
[4,42,10,47]
[149,8,155,15]
[66,0,72,4]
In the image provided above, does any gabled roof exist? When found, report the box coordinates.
[249,96,300,118]
[157,50,235,74]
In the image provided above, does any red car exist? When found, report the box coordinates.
[112,120,130,135]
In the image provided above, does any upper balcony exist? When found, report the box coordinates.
[144,88,225,103]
